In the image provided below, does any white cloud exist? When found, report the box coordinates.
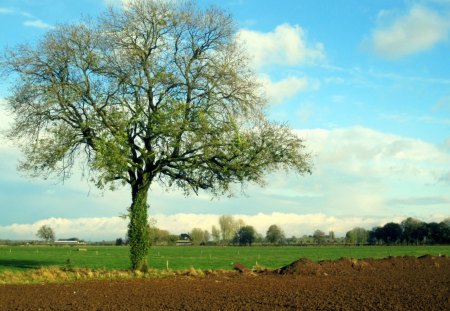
[370,6,450,59]
[0,217,128,241]
[305,127,446,162]
[24,19,53,29]
[153,212,405,237]
[2,212,448,241]
[286,126,450,218]
[1,126,449,241]
[237,24,325,69]
[0,6,33,18]
[151,127,450,230]
[259,75,311,104]
[0,213,410,241]
[0,7,14,14]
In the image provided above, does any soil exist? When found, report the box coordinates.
[1,256,449,310]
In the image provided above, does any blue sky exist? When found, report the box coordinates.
[0,0,449,240]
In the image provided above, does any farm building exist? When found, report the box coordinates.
[176,233,192,246]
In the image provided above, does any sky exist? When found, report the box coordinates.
[0,0,449,241]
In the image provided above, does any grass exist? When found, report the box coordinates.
[0,265,218,285]
[1,245,449,284]
[1,244,449,273]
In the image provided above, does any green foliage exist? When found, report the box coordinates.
[401,217,424,244]
[382,222,403,244]
[233,226,257,246]
[148,227,171,246]
[345,227,368,245]
[128,190,150,270]
[329,231,335,240]
[36,225,55,243]
[211,226,221,242]
[218,215,241,242]
[190,228,206,245]
[266,224,285,244]
[313,230,326,245]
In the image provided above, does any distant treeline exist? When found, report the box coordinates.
[2,216,448,246]
[347,217,450,246]
[132,216,450,246]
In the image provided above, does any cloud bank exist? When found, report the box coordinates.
[1,126,449,241]
[0,212,435,241]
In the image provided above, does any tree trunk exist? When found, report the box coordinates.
[128,183,150,270]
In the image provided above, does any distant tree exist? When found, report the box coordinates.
[168,235,179,246]
[203,230,210,244]
[219,215,240,242]
[115,238,125,246]
[414,222,429,244]
[374,226,385,244]
[266,224,285,244]
[426,222,443,244]
[190,228,206,245]
[211,225,221,242]
[313,230,325,245]
[254,232,264,244]
[401,217,424,244]
[443,218,450,227]
[345,227,368,245]
[438,222,450,244]
[148,227,170,245]
[286,236,297,245]
[328,231,335,241]
[237,218,246,230]
[36,225,55,243]
[382,222,402,244]
[233,225,256,246]
[298,235,313,244]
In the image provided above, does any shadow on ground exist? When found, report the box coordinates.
[0,259,58,270]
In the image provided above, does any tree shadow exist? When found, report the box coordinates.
[0,259,58,270]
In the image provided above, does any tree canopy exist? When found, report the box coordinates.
[36,225,55,243]
[233,225,256,246]
[345,227,368,245]
[1,0,311,269]
[266,224,285,244]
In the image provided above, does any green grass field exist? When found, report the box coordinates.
[1,245,449,272]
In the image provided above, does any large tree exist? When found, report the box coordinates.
[218,215,241,242]
[36,225,55,243]
[265,224,285,244]
[233,225,256,246]
[211,225,221,242]
[190,227,207,245]
[313,229,325,245]
[1,0,311,269]
[401,217,424,245]
[345,227,368,245]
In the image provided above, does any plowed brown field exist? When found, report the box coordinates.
[1,256,449,310]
